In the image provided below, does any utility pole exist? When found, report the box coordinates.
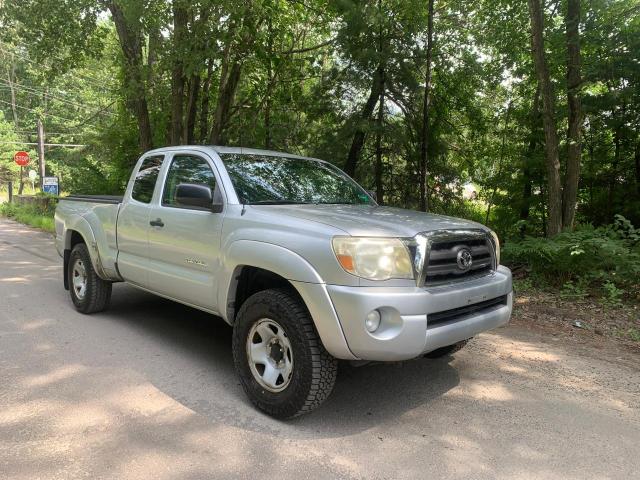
[7,57,24,195]
[37,118,45,190]
[18,166,24,194]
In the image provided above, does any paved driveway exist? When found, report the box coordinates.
[1,218,638,479]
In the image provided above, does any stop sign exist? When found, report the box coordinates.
[14,151,30,167]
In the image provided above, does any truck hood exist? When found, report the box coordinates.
[251,204,488,237]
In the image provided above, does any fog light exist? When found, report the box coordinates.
[365,310,381,332]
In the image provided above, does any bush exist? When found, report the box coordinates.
[503,215,640,301]
[0,201,55,232]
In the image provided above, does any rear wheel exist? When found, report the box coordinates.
[68,243,112,314]
[424,339,470,359]
[232,288,338,418]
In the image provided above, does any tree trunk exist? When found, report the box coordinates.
[264,88,272,149]
[419,0,435,212]
[198,60,214,144]
[184,74,200,144]
[486,102,512,225]
[209,61,242,145]
[635,138,640,196]
[520,87,541,230]
[170,66,185,145]
[344,66,383,178]
[374,0,385,203]
[170,2,187,146]
[562,0,582,230]
[147,26,162,85]
[540,183,547,237]
[608,125,621,220]
[375,73,385,204]
[264,18,274,150]
[528,0,562,237]
[108,1,153,152]
[6,63,19,127]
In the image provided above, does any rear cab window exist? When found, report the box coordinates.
[131,155,164,203]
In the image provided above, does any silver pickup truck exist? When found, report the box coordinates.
[55,146,512,418]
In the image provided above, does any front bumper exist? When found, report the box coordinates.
[325,266,513,361]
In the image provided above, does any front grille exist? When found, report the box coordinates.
[427,295,508,329]
[424,235,494,285]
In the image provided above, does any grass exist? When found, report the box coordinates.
[626,328,640,342]
[0,202,55,233]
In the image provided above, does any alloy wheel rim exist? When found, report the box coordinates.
[246,318,293,392]
[72,259,87,300]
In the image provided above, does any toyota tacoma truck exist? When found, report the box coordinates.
[55,146,513,418]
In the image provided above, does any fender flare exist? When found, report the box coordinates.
[62,216,110,283]
[220,240,356,360]
[220,240,324,317]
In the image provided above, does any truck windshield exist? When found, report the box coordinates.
[221,153,374,205]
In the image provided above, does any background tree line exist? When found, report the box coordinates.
[0,0,639,241]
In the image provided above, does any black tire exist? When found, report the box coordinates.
[68,243,112,314]
[424,339,470,359]
[232,288,338,419]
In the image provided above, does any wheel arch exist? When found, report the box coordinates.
[62,218,108,288]
[220,240,356,361]
[221,240,323,322]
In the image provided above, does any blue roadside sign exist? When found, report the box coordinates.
[43,176,59,195]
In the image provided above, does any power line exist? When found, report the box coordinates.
[72,100,117,129]
[0,80,114,116]
[0,98,91,125]
[0,98,114,132]
[0,42,117,92]
[0,79,113,115]
[0,141,87,147]
[0,42,119,119]
[0,83,111,116]
[16,131,78,136]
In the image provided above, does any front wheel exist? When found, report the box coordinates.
[232,288,338,418]
[68,243,112,314]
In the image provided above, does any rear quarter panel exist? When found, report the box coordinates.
[55,200,121,280]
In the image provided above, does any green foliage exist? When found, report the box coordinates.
[626,328,640,342]
[503,216,640,300]
[514,277,534,293]
[601,281,624,309]
[560,279,589,300]
[0,201,55,232]
[0,0,638,261]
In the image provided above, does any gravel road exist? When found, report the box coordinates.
[1,218,638,479]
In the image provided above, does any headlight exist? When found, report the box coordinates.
[489,230,501,266]
[332,237,414,281]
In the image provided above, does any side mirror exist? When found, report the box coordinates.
[175,183,223,212]
[367,190,377,202]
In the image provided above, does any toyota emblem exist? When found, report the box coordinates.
[456,248,473,271]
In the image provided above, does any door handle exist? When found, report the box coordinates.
[149,218,164,227]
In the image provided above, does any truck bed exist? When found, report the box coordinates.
[55,195,122,280]
[61,195,123,204]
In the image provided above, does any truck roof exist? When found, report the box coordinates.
[143,145,318,162]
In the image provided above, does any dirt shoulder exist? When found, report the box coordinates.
[511,288,640,358]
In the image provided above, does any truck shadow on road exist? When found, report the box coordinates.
[103,284,460,438]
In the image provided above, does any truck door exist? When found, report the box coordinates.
[116,154,165,287]
[146,152,225,311]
